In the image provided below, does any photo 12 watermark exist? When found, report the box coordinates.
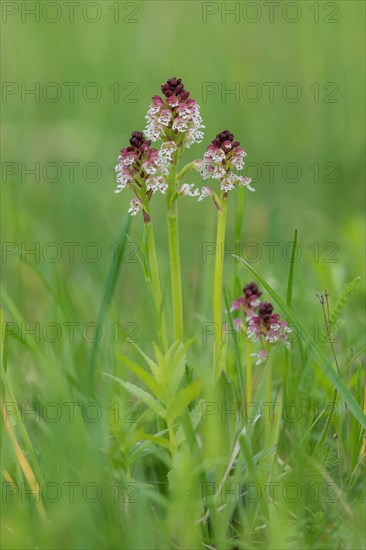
[200,400,339,425]
[201,2,340,24]
[201,81,340,104]
[201,480,339,505]
[201,240,340,265]
[2,320,140,344]
[1,2,140,24]
[1,160,340,185]
[1,81,139,104]
[2,400,141,424]
[2,480,140,505]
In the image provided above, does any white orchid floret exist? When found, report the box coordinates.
[198,186,214,202]
[221,172,241,192]
[147,103,161,116]
[247,328,260,342]
[238,176,255,192]
[145,125,162,142]
[128,198,142,216]
[115,181,127,193]
[232,157,244,170]
[201,161,226,180]
[146,176,168,195]
[172,118,189,132]
[221,181,235,193]
[142,162,158,175]
[159,141,177,161]
[250,349,268,365]
[121,156,136,168]
[158,109,172,125]
[186,129,204,148]
[116,172,131,188]
[227,173,242,183]
[178,183,200,198]
[211,166,226,179]
[167,96,179,108]
[191,111,204,127]
[177,104,192,119]
[212,150,225,162]
[204,148,215,160]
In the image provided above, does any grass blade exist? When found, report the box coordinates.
[223,287,245,403]
[0,306,8,373]
[88,215,131,392]
[286,229,297,307]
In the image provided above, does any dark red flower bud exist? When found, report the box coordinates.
[128,131,150,153]
[161,76,190,100]
[211,130,240,152]
[243,282,262,298]
[258,302,274,324]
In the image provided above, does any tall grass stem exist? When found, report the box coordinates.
[213,195,228,357]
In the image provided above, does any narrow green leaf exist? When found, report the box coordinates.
[286,229,298,307]
[224,287,245,402]
[214,339,227,381]
[88,215,132,391]
[234,255,366,429]
[351,345,366,364]
[103,373,166,419]
[130,341,161,384]
[0,307,8,372]
[165,340,194,397]
[166,379,203,422]
[116,352,161,399]
[137,430,171,449]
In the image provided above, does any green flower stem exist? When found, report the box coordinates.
[234,184,245,292]
[264,353,272,447]
[167,204,184,342]
[176,160,199,181]
[168,420,176,455]
[166,156,184,343]
[145,221,168,352]
[246,340,252,405]
[213,194,228,357]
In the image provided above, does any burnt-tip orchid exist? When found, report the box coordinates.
[145,77,204,154]
[115,130,169,219]
[199,130,254,208]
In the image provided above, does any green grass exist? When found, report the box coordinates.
[1,1,365,549]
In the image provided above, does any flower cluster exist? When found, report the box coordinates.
[231,282,262,319]
[199,130,254,200]
[145,77,204,150]
[231,283,291,364]
[115,130,169,217]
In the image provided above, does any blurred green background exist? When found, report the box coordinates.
[1,2,365,547]
[2,0,365,338]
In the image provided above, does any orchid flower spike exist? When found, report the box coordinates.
[145,77,204,154]
[199,130,254,205]
[229,282,292,364]
[115,130,169,219]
